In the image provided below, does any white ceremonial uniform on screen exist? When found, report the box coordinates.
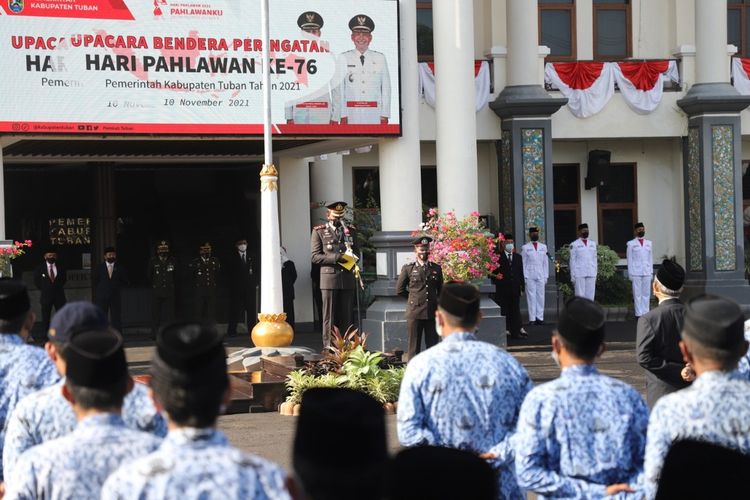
[338,49,390,124]
[627,237,653,317]
[284,86,333,124]
[521,241,549,322]
[569,238,597,300]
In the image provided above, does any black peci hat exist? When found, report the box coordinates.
[294,388,387,496]
[556,297,605,347]
[0,280,30,320]
[155,322,226,373]
[682,294,745,351]
[65,328,127,389]
[634,222,644,229]
[389,446,496,500]
[438,282,480,322]
[656,260,685,291]
[578,223,588,230]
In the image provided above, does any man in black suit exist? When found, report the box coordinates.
[281,246,298,331]
[491,233,525,339]
[94,246,128,332]
[33,248,66,339]
[636,259,689,408]
[396,236,443,360]
[226,237,256,337]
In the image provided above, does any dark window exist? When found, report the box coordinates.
[593,0,631,60]
[417,1,433,61]
[553,164,581,250]
[421,166,438,218]
[597,163,637,256]
[539,1,576,61]
[353,167,381,209]
[728,1,750,57]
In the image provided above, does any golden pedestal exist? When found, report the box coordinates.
[251,313,294,347]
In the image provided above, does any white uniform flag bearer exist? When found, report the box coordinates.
[627,222,653,318]
[521,226,549,325]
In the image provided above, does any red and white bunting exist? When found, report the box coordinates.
[544,62,614,118]
[732,57,750,95]
[419,61,491,112]
[545,60,679,118]
[612,60,679,114]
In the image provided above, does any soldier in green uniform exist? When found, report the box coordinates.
[310,201,357,348]
[147,240,176,338]
[189,242,221,322]
[396,236,444,361]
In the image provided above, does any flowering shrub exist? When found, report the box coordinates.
[0,240,32,277]
[418,209,500,283]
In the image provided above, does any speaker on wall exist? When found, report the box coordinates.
[585,150,611,190]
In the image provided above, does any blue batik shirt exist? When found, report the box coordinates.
[4,413,161,500]
[515,364,648,500]
[643,370,750,499]
[0,333,60,481]
[732,329,750,381]
[397,332,534,500]
[3,379,167,477]
[101,427,291,500]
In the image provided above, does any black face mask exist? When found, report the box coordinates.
[201,252,210,258]
[105,257,116,263]
[637,231,645,238]
[332,219,342,227]
[45,258,56,264]
[158,252,168,258]
[530,234,539,242]
[417,251,430,260]
[581,231,589,239]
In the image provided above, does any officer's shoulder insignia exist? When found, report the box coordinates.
[313,224,326,230]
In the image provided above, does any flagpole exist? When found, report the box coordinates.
[251,0,293,347]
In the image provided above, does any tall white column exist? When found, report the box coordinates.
[279,156,313,325]
[507,0,539,86]
[434,0,478,217]
[0,145,5,240]
[378,0,422,231]
[695,0,729,84]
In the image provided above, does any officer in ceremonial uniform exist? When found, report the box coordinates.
[5,328,161,500]
[148,240,176,337]
[337,14,391,125]
[521,227,549,325]
[627,222,653,318]
[569,223,598,300]
[396,236,443,361]
[101,322,290,499]
[311,201,357,348]
[285,11,336,125]
[189,242,221,321]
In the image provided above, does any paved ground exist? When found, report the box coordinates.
[124,320,645,471]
